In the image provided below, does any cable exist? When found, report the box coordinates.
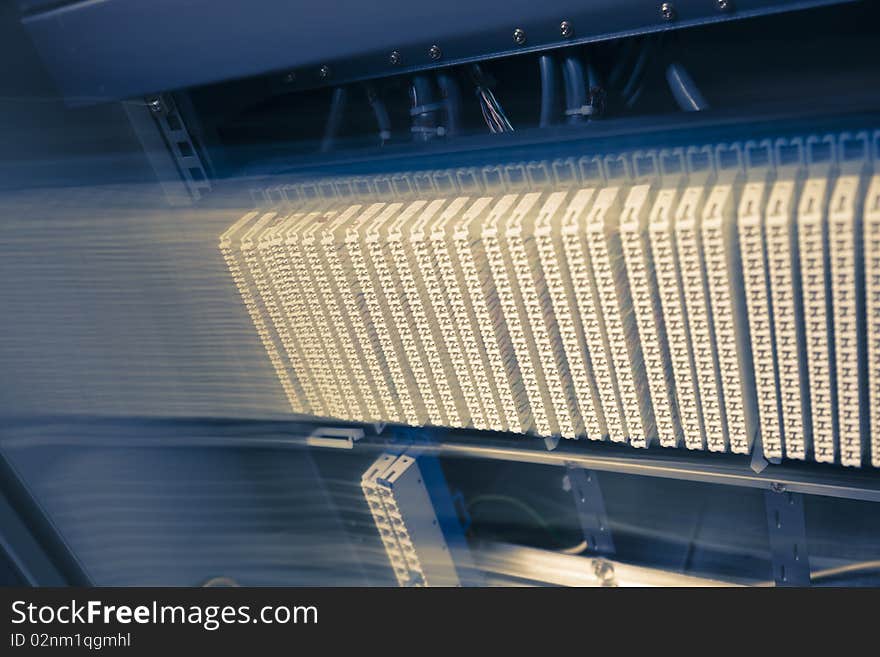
[538,54,557,128]
[436,71,462,137]
[666,62,710,112]
[410,75,441,142]
[562,55,586,124]
[621,40,650,103]
[366,85,391,145]
[811,560,880,582]
[319,86,347,153]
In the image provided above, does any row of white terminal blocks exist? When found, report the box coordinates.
[223,131,880,467]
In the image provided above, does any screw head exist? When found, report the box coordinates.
[717,0,732,10]
[283,71,296,84]
[146,96,164,114]
[770,482,787,493]
[428,44,442,61]
[560,20,573,38]
[513,28,526,46]
[318,64,331,80]
[660,2,676,20]
[389,50,401,65]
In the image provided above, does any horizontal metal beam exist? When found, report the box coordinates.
[472,541,739,587]
[4,416,880,503]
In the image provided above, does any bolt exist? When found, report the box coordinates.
[389,50,401,66]
[428,44,442,61]
[146,96,164,114]
[562,474,572,492]
[560,21,573,38]
[513,28,526,46]
[283,71,296,84]
[660,2,676,20]
[717,0,733,10]
[592,559,617,586]
[770,482,786,493]
[318,65,331,80]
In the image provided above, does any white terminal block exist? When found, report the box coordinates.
[765,139,810,460]
[311,204,386,422]
[396,199,475,428]
[737,140,783,460]
[342,203,418,425]
[586,160,655,448]
[675,146,728,452]
[798,135,837,463]
[219,211,308,414]
[301,211,369,420]
[261,211,334,416]
[506,192,579,438]
[426,197,496,431]
[453,197,526,432]
[323,204,396,423]
[703,143,759,455]
[829,132,869,467]
[482,194,550,434]
[285,211,351,419]
[562,186,624,442]
[366,200,447,427]
[348,202,425,426]
[649,149,705,450]
[534,190,605,440]
[620,151,682,448]
[865,157,880,468]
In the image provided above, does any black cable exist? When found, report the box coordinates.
[410,75,439,142]
[319,86,347,153]
[366,85,391,145]
[436,71,462,137]
[666,62,710,112]
[621,40,650,102]
[538,54,557,128]
[562,55,586,124]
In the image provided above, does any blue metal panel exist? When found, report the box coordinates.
[19,0,854,103]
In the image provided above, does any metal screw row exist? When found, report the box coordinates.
[305,3,734,82]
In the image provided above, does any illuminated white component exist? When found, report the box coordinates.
[260,212,337,416]
[797,176,835,463]
[256,211,326,415]
[738,180,784,459]
[301,211,370,420]
[586,186,653,447]
[323,204,397,423]
[535,191,605,440]
[828,173,865,467]
[506,192,578,438]
[765,178,808,460]
[365,201,447,426]
[405,199,469,427]
[621,183,680,447]
[649,186,705,449]
[865,175,880,468]
[562,188,625,442]
[702,180,757,454]
[219,211,307,414]
[345,203,422,425]
[363,454,460,587]
[453,197,524,432]
[425,197,494,430]
[676,184,728,452]
[482,194,548,434]
[311,204,386,422]
[282,211,348,419]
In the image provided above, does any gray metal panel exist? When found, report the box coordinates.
[19,0,854,102]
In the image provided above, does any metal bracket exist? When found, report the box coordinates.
[764,488,810,586]
[306,426,364,449]
[563,466,615,555]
